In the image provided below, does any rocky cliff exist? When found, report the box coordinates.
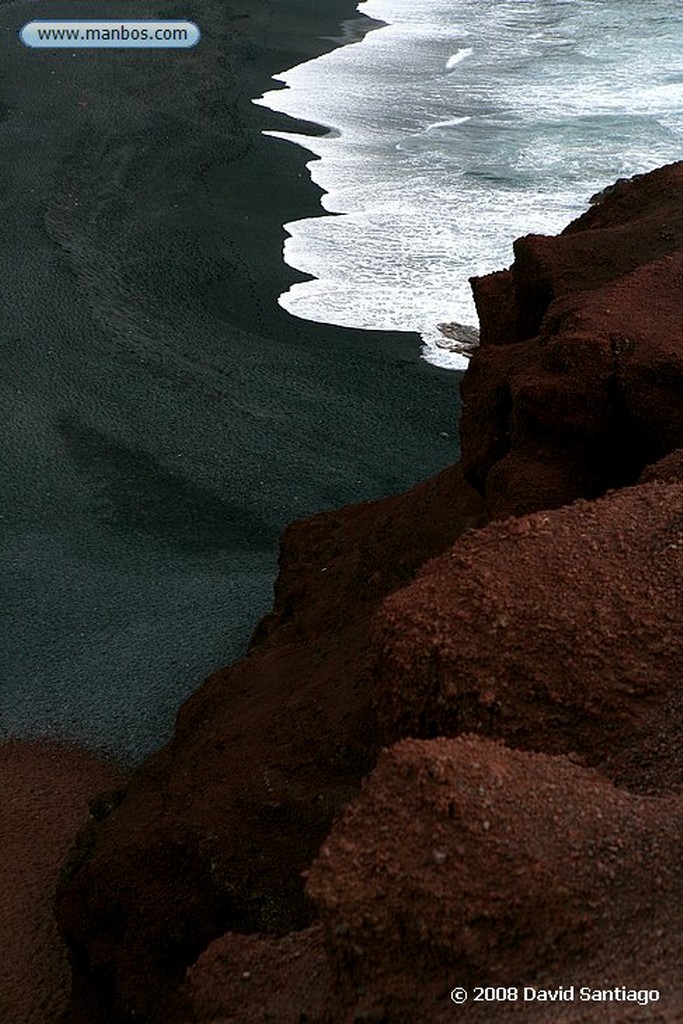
[56,162,683,1023]
[463,162,683,518]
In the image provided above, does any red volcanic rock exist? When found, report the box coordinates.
[56,466,483,1023]
[639,447,683,484]
[0,741,126,1024]
[185,923,330,1023]
[183,737,682,1023]
[371,479,683,791]
[306,737,682,1024]
[462,161,683,518]
[248,462,485,650]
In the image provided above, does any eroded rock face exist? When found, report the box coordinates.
[306,737,682,1024]
[370,479,683,791]
[183,735,683,1024]
[185,924,330,1024]
[462,161,683,518]
[639,446,683,484]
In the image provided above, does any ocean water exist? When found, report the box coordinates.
[254,0,683,369]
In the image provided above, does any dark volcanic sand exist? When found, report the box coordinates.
[0,0,460,761]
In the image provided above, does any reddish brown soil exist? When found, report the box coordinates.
[0,741,126,1024]
[639,447,683,485]
[308,736,682,1024]
[182,736,682,1024]
[185,923,331,1023]
[371,478,683,792]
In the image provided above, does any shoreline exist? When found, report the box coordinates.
[246,1,475,374]
[0,0,462,763]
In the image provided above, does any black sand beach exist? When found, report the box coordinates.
[0,0,461,761]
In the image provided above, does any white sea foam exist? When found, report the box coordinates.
[425,116,471,131]
[446,47,473,69]
[253,0,683,371]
